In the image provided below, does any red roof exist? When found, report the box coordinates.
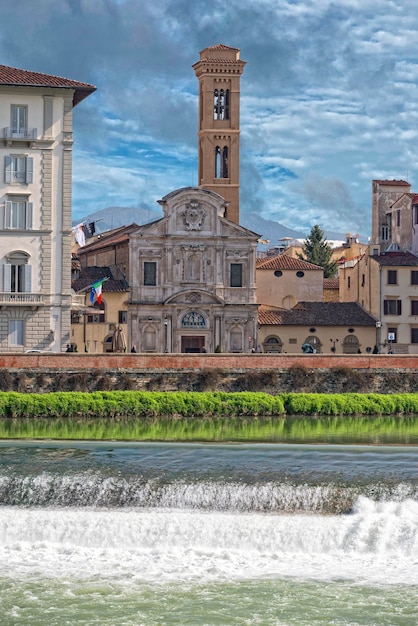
[373,179,410,186]
[256,255,322,271]
[0,64,96,106]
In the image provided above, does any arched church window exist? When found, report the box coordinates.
[304,335,321,353]
[181,311,206,328]
[222,147,228,178]
[215,146,221,178]
[214,88,228,120]
[224,89,230,119]
[342,334,360,354]
[263,335,283,353]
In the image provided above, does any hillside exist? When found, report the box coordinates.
[73,206,351,244]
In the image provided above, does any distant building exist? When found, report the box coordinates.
[0,64,95,351]
[256,255,324,310]
[258,302,377,354]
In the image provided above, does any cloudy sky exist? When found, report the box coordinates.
[2,0,418,237]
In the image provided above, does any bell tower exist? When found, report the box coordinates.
[193,44,246,224]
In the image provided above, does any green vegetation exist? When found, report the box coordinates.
[0,391,418,442]
[1,391,418,420]
[298,224,338,278]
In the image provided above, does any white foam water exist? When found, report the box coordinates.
[1,497,417,587]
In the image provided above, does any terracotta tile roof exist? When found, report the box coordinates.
[412,195,418,204]
[78,224,140,253]
[373,179,410,186]
[0,64,96,106]
[372,251,418,266]
[72,266,129,293]
[206,43,240,52]
[323,278,339,289]
[258,302,376,326]
[256,255,322,271]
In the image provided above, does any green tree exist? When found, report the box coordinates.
[298,225,338,278]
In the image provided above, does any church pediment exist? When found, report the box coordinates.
[220,218,260,239]
[165,289,225,305]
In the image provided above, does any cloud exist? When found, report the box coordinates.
[2,0,418,236]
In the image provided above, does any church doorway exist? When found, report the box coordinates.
[181,336,205,353]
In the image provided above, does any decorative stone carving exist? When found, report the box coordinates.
[181,201,206,231]
[185,293,202,303]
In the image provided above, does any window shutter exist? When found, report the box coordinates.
[5,202,12,229]
[25,157,33,183]
[3,264,11,292]
[4,156,12,183]
[26,203,33,229]
[24,264,32,293]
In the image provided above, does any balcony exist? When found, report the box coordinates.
[3,127,38,145]
[0,293,44,308]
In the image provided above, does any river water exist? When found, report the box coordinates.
[0,441,417,625]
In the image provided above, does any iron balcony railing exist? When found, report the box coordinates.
[3,127,38,140]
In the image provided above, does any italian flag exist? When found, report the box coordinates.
[90,278,107,304]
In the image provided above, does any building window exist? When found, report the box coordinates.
[215,146,228,178]
[143,261,157,286]
[118,310,127,324]
[361,274,365,287]
[411,328,418,343]
[296,271,305,278]
[230,263,243,287]
[87,301,105,323]
[11,105,27,135]
[181,311,206,328]
[411,271,418,285]
[9,319,24,346]
[411,301,418,316]
[4,252,31,292]
[381,225,390,241]
[383,299,402,315]
[274,270,283,277]
[214,88,229,120]
[387,270,397,285]
[4,155,33,184]
[3,198,33,229]
[347,276,351,289]
[396,210,401,227]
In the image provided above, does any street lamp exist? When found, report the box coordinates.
[330,338,339,353]
[164,317,168,353]
[375,321,381,353]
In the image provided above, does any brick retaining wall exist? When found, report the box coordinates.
[1,353,418,394]
[2,353,417,371]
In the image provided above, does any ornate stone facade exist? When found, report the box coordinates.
[128,187,259,353]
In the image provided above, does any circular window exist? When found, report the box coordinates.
[348,328,355,333]
[274,270,283,277]
[296,271,305,278]
[309,328,316,333]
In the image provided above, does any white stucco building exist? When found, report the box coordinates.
[0,64,95,351]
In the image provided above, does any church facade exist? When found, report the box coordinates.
[128,187,259,353]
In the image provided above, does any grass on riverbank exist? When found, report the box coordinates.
[1,391,418,418]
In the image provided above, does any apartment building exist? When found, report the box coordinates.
[0,65,95,351]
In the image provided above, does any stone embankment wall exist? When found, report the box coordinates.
[1,353,418,394]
